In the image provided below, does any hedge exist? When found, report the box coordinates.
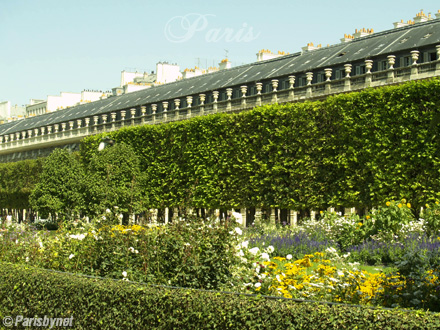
[80,78,440,212]
[2,78,440,213]
[0,263,439,329]
[0,158,43,209]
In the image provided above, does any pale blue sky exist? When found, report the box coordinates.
[1,0,439,106]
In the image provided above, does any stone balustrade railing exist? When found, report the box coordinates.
[1,52,440,155]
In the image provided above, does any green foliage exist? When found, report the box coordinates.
[367,200,416,241]
[2,78,440,213]
[80,78,440,211]
[0,217,242,290]
[1,262,440,330]
[421,201,440,237]
[84,142,146,219]
[29,149,86,220]
[0,158,43,209]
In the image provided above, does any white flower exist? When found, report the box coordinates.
[337,270,344,277]
[261,252,270,261]
[15,239,18,244]
[25,257,29,262]
[236,250,245,257]
[249,247,259,255]
[69,254,75,259]
[276,274,281,282]
[286,254,292,260]
[266,245,274,253]
[241,240,249,249]
[39,241,43,248]
[234,227,242,235]
[255,266,261,274]
[122,271,127,277]
[254,282,261,288]
[129,247,135,253]
[106,209,111,213]
[135,250,139,254]
[70,234,86,241]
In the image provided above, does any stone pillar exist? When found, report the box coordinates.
[256,82,263,106]
[130,108,136,126]
[213,91,219,112]
[271,79,279,103]
[61,123,66,131]
[93,116,99,132]
[290,210,297,226]
[34,128,39,137]
[162,102,168,121]
[365,59,373,87]
[186,96,193,118]
[288,75,295,100]
[164,207,169,224]
[77,119,82,129]
[310,210,316,221]
[270,209,276,224]
[240,208,247,227]
[410,50,419,78]
[85,117,90,127]
[101,114,108,124]
[120,110,126,126]
[54,124,59,133]
[141,106,146,124]
[387,55,396,83]
[226,88,233,110]
[152,104,157,122]
[344,64,352,91]
[174,99,180,119]
[39,128,44,137]
[254,208,262,224]
[240,86,247,106]
[324,68,332,94]
[306,72,313,97]
[199,94,205,115]
[111,112,117,130]
[47,126,53,135]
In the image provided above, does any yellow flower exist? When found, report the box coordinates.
[398,203,402,208]
[386,201,390,207]
[401,198,407,203]
[426,204,430,208]
[366,215,370,220]
[358,222,363,226]
[407,203,411,208]
[436,201,439,205]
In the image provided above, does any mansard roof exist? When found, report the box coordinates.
[1,19,439,136]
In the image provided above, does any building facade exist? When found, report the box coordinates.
[1,11,440,163]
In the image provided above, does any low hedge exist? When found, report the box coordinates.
[0,263,439,329]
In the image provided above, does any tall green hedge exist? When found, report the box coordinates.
[2,78,440,212]
[80,78,440,212]
[0,158,43,209]
[1,263,439,329]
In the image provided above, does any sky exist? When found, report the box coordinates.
[1,0,439,107]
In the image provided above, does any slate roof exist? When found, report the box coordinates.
[1,19,439,136]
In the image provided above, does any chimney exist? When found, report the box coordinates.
[301,42,322,52]
[353,28,374,39]
[340,34,354,43]
[413,10,428,23]
[219,59,231,70]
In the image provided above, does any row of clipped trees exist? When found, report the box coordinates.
[1,78,440,220]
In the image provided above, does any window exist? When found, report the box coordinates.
[355,65,366,75]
